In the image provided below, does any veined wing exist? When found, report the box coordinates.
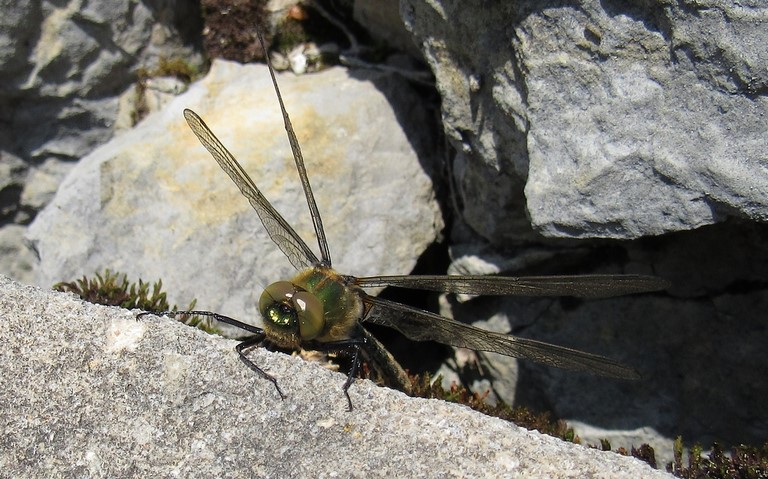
[354,274,669,298]
[362,295,641,379]
[258,30,332,267]
[183,109,320,270]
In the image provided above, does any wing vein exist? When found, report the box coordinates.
[363,296,640,379]
[355,274,669,298]
[257,30,332,267]
[183,109,319,270]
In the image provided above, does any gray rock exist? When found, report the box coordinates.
[401,0,768,241]
[399,0,768,465]
[8,0,767,472]
[0,151,27,223]
[0,225,35,284]
[26,60,443,325]
[0,275,674,478]
[1,0,201,162]
[0,0,204,283]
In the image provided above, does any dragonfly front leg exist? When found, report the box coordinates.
[138,310,285,399]
[136,310,265,335]
[236,335,286,400]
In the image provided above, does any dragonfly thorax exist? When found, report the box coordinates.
[258,267,366,350]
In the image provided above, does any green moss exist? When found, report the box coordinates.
[668,437,768,478]
[155,57,199,82]
[272,17,311,55]
[54,269,217,334]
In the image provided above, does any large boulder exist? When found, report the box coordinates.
[26,60,443,324]
[401,0,768,241]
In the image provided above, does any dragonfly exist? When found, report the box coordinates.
[141,31,669,411]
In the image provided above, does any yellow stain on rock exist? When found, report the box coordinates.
[102,68,360,246]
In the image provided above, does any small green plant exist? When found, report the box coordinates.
[55,269,170,310]
[598,440,657,469]
[668,436,768,478]
[272,16,310,55]
[136,56,200,84]
[54,270,217,334]
[153,57,199,82]
[131,56,203,125]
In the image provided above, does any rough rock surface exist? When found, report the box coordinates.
[0,0,204,283]
[26,60,443,323]
[401,0,768,241]
[0,275,673,478]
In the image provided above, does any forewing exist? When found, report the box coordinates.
[363,296,640,379]
[183,109,320,270]
[258,30,332,267]
[355,274,668,298]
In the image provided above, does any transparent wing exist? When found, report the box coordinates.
[258,30,332,267]
[363,295,641,379]
[354,274,669,298]
[183,109,320,270]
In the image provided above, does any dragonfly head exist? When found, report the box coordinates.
[259,281,325,345]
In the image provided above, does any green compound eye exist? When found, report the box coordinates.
[259,282,295,317]
[259,281,325,340]
[263,301,294,327]
[260,281,298,329]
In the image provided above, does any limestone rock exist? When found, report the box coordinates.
[0,275,674,478]
[27,60,443,324]
[401,0,768,241]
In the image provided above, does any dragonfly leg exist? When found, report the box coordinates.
[310,338,368,411]
[136,310,264,335]
[341,345,362,412]
[236,335,286,400]
[137,310,284,398]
